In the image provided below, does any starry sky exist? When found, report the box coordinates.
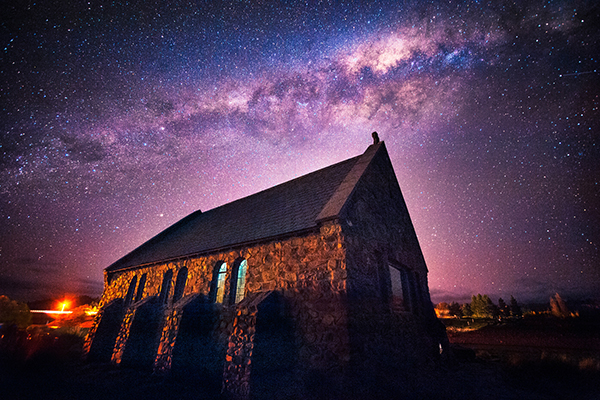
[1,0,598,303]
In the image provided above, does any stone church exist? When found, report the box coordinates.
[84,139,447,398]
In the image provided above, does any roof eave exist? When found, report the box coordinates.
[105,225,322,274]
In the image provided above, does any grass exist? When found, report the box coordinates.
[1,316,599,400]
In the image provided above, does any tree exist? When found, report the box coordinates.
[550,293,569,318]
[471,295,482,317]
[482,295,496,318]
[498,297,507,317]
[435,301,448,318]
[509,295,522,318]
[0,295,31,328]
[448,302,461,318]
[470,294,494,318]
[434,302,450,317]
[460,303,472,317]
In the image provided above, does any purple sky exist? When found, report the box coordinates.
[1,1,598,303]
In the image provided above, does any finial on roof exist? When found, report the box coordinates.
[372,131,380,144]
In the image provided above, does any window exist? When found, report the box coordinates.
[135,274,147,303]
[124,276,137,307]
[232,259,248,304]
[212,262,228,304]
[388,265,406,311]
[159,270,173,305]
[399,267,413,311]
[388,264,420,313]
[409,271,423,314]
[173,267,188,303]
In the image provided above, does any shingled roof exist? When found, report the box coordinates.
[106,142,385,272]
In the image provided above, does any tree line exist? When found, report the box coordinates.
[435,294,522,319]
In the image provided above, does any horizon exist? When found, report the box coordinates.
[13,289,600,308]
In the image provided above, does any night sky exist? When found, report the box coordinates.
[1,1,598,303]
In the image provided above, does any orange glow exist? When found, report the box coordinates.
[85,309,98,316]
[58,300,70,312]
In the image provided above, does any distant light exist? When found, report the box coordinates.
[59,300,70,312]
[30,310,73,315]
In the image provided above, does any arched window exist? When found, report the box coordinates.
[211,262,228,304]
[173,267,188,303]
[230,259,248,304]
[135,273,147,303]
[124,276,137,307]
[159,270,173,305]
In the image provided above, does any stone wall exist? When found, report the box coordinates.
[339,145,446,377]
[85,221,351,396]
[94,221,345,306]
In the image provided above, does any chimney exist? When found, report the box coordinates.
[372,131,380,144]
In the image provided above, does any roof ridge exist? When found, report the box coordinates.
[201,154,361,216]
[316,142,384,222]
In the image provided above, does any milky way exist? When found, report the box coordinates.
[1,0,598,303]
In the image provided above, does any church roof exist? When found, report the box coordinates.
[106,142,384,272]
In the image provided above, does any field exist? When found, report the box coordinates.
[1,316,599,399]
[444,315,600,400]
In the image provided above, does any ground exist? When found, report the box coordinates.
[1,316,599,399]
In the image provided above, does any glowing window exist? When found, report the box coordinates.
[215,262,227,304]
[234,260,248,304]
